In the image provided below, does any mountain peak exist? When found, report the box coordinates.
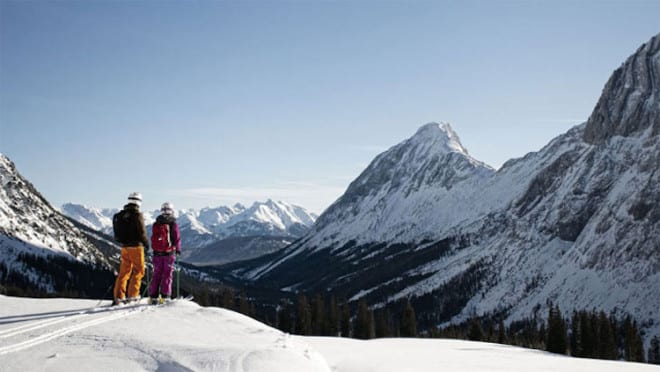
[584,32,660,143]
[411,122,468,155]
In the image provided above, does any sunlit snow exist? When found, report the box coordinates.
[0,295,656,372]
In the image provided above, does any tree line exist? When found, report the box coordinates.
[193,287,659,365]
[3,259,657,366]
[435,304,657,364]
[191,287,419,339]
[0,253,115,298]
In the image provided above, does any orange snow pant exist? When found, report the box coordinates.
[113,246,145,300]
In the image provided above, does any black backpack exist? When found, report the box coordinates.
[112,210,132,244]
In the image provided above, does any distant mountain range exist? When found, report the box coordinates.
[61,199,317,265]
[222,33,660,344]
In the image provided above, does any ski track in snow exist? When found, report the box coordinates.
[0,302,151,356]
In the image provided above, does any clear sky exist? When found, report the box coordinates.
[1,0,659,214]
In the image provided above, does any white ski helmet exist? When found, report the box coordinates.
[127,192,142,207]
[161,202,174,215]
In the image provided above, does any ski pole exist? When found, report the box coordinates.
[95,282,115,307]
[176,254,180,299]
[141,254,151,299]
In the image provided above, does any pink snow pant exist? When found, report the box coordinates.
[149,254,176,298]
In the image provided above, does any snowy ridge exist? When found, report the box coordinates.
[225,199,317,235]
[231,33,660,345]
[60,203,116,235]
[0,154,111,265]
[0,295,655,372]
[198,203,246,228]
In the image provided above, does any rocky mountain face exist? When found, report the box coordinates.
[62,199,317,264]
[584,34,660,143]
[0,154,115,296]
[225,34,660,342]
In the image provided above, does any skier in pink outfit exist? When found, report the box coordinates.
[149,202,181,303]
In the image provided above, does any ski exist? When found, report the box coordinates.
[148,294,194,306]
[107,297,147,308]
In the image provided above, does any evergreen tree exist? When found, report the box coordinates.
[399,298,418,337]
[485,322,495,343]
[311,294,326,336]
[221,287,235,310]
[340,301,351,338]
[368,308,376,339]
[570,311,581,357]
[546,305,567,355]
[497,319,507,344]
[648,336,660,365]
[277,301,293,333]
[467,317,484,341]
[624,320,645,362]
[197,287,210,306]
[608,311,621,360]
[0,262,6,284]
[579,311,595,357]
[354,298,374,339]
[589,311,601,357]
[597,311,617,360]
[296,294,312,336]
[327,295,340,337]
[238,292,251,316]
[375,309,393,338]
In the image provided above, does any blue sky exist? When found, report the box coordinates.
[1,0,659,214]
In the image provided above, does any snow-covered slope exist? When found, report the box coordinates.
[60,203,116,235]
[197,203,246,232]
[227,33,660,344]
[0,154,114,294]
[187,235,297,266]
[0,295,655,372]
[0,155,105,263]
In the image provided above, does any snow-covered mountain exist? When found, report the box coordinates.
[176,199,316,239]
[61,199,317,264]
[0,154,115,295]
[0,295,655,372]
[310,121,494,245]
[226,33,660,344]
[60,203,117,235]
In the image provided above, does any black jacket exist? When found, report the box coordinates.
[114,204,150,250]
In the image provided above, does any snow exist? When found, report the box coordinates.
[60,203,116,235]
[306,337,659,372]
[413,122,471,156]
[0,295,656,372]
[62,199,317,241]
